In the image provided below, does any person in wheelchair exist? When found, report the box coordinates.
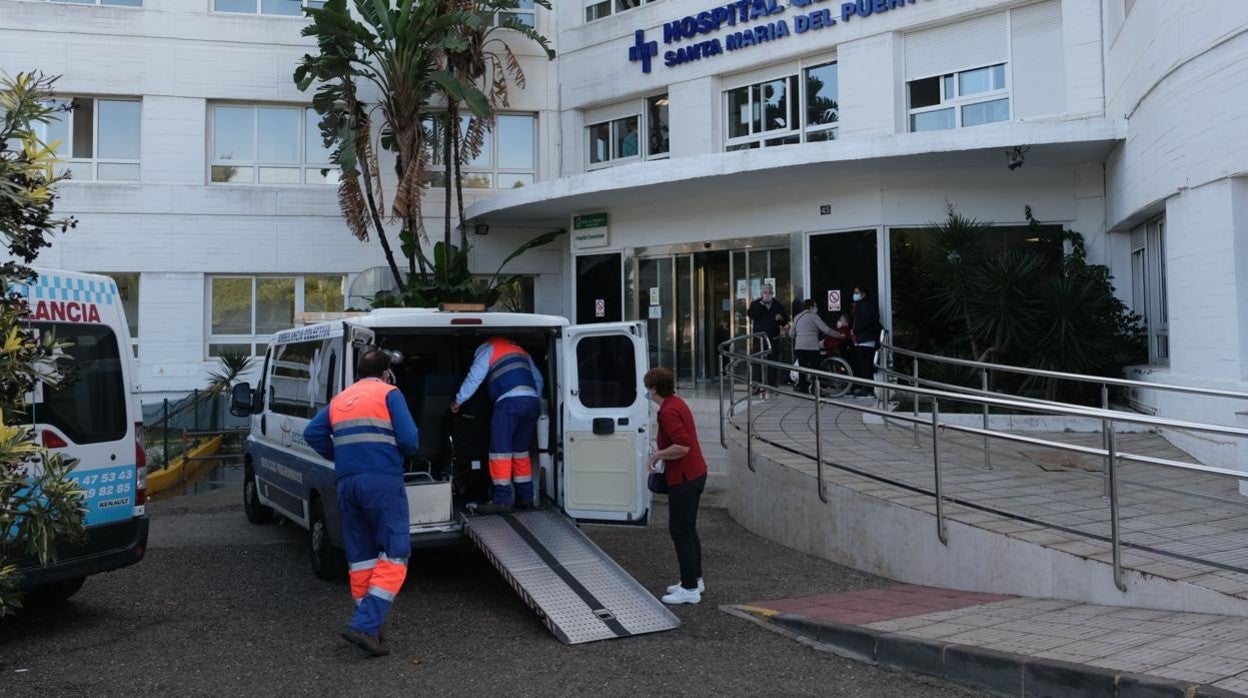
[791,299,846,394]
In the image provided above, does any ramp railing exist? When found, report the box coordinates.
[718,335,1248,593]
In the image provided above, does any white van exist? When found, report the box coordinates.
[13,267,148,602]
[231,309,652,579]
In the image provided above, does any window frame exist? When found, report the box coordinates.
[423,112,539,190]
[207,104,336,187]
[584,0,659,23]
[39,97,142,182]
[585,93,669,171]
[212,0,325,16]
[43,0,143,6]
[97,272,140,359]
[205,274,348,359]
[493,0,536,27]
[907,62,1011,133]
[1129,216,1169,365]
[721,59,839,152]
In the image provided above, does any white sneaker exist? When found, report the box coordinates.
[661,586,702,605]
[666,578,705,594]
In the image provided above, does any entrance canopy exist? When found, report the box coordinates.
[466,119,1124,226]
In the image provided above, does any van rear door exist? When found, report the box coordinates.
[25,321,136,526]
[559,321,650,524]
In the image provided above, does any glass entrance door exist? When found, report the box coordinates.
[637,247,789,388]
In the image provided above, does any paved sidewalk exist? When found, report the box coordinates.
[729,584,1248,695]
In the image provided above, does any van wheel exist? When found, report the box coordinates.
[243,467,275,524]
[25,576,87,605]
[308,498,346,581]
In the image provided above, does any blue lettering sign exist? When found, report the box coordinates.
[631,0,924,71]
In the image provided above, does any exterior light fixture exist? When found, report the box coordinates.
[474,222,490,236]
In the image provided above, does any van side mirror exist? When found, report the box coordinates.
[230,382,255,417]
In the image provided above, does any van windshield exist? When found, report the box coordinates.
[20,322,127,445]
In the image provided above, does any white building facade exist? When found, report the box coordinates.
[2,0,1246,441]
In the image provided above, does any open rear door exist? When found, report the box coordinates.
[560,321,650,524]
[346,324,375,382]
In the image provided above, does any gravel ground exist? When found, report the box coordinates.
[0,488,984,697]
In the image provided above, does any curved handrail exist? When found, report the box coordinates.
[719,334,1248,593]
[883,339,1248,402]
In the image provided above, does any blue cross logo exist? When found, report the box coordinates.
[628,29,658,74]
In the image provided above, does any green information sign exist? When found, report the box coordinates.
[573,212,608,230]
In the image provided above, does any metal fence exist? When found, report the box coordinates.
[142,391,249,470]
[719,333,1248,593]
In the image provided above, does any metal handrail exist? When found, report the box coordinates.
[883,339,1248,402]
[719,338,1248,593]
[718,333,773,472]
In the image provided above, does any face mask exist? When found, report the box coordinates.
[852,293,863,302]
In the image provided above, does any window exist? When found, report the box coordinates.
[575,335,636,408]
[45,0,140,5]
[209,105,336,186]
[20,324,126,444]
[1130,217,1168,363]
[586,94,668,169]
[723,62,838,151]
[207,275,346,358]
[494,0,535,27]
[36,98,141,182]
[214,0,324,15]
[585,0,657,22]
[423,113,537,189]
[908,63,1009,132]
[268,338,336,419]
[98,273,139,358]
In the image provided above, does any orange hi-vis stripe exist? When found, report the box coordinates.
[329,379,396,427]
[369,557,407,601]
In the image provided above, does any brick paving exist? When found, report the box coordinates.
[735,393,1248,600]
[742,584,1248,693]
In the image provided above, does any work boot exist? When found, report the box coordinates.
[341,628,390,656]
[475,501,513,515]
[514,482,535,509]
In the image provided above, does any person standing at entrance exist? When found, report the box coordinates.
[849,285,881,397]
[747,283,788,397]
[644,367,708,605]
[304,350,419,656]
[451,336,544,514]
[792,299,843,394]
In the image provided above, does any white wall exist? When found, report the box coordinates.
[0,0,561,397]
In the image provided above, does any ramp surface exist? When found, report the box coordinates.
[464,509,680,644]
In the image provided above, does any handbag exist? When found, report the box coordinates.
[647,470,669,494]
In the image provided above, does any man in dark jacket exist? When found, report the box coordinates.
[747,282,788,397]
[849,285,881,397]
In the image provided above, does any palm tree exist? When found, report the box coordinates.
[295,0,491,291]
[440,0,554,250]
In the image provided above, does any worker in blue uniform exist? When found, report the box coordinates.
[305,349,419,657]
[450,337,544,514]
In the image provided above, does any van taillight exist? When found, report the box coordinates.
[40,430,68,449]
[134,422,147,508]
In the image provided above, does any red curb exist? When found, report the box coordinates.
[749,584,1015,625]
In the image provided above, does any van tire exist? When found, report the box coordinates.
[25,575,87,605]
[309,498,346,581]
[243,467,275,524]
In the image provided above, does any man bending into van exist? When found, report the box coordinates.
[450,336,544,514]
[304,350,419,657]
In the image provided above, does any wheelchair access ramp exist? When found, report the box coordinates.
[463,509,680,644]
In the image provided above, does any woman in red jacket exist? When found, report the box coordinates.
[644,367,709,605]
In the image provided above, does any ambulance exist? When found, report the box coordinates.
[231,309,653,578]
[13,268,148,603]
